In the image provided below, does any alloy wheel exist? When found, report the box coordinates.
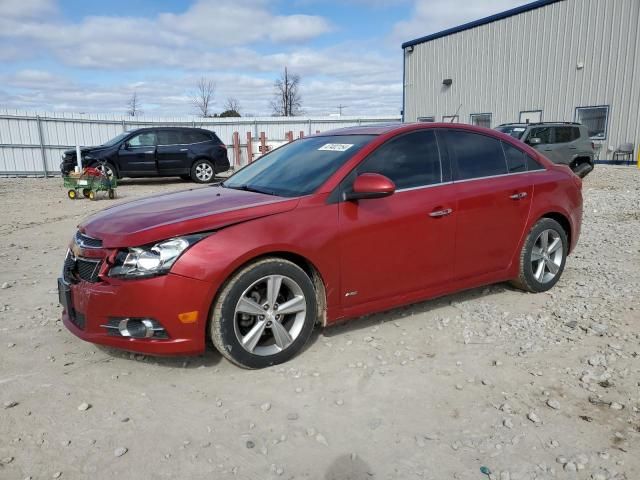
[97,164,114,178]
[195,163,213,182]
[233,275,307,356]
[530,229,563,283]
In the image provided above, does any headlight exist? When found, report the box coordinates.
[108,234,207,279]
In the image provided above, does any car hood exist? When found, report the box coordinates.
[79,186,298,248]
[63,146,111,156]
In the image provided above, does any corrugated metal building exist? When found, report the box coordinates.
[402,0,640,160]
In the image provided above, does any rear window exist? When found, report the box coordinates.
[157,130,181,145]
[554,126,580,143]
[183,131,212,144]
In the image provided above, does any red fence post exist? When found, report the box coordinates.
[232,132,240,168]
[315,130,320,134]
[260,132,266,156]
[286,131,293,142]
[299,130,304,138]
[246,132,253,163]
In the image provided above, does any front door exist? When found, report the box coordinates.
[338,130,457,309]
[118,131,157,174]
[442,129,533,279]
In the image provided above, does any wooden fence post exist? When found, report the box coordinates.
[286,131,293,142]
[246,132,253,163]
[232,132,240,168]
[260,132,266,156]
[315,130,321,134]
[299,130,304,138]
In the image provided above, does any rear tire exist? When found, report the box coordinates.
[210,258,317,369]
[511,218,568,293]
[190,159,215,183]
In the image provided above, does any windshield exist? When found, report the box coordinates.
[223,135,375,197]
[495,126,527,139]
[100,132,129,147]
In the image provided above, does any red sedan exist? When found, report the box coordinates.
[59,123,583,368]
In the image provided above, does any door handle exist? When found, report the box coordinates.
[179,148,188,151]
[509,192,528,200]
[429,208,453,218]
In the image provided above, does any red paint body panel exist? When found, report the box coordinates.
[61,123,583,356]
[63,273,212,355]
[80,186,298,248]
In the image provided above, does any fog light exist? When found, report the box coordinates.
[118,318,155,338]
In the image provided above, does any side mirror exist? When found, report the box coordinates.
[123,141,131,150]
[344,173,396,201]
[528,137,542,145]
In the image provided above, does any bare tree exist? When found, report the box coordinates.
[223,97,241,115]
[192,77,216,117]
[270,67,302,116]
[126,91,141,117]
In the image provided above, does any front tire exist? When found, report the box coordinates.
[191,159,215,183]
[94,162,116,179]
[210,258,317,369]
[511,218,568,293]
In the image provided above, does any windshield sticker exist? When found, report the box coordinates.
[318,143,354,152]
[513,128,526,132]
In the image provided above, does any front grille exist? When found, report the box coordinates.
[75,231,103,249]
[77,258,101,282]
[62,250,102,283]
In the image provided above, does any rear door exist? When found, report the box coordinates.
[156,130,189,174]
[552,126,580,165]
[118,131,157,174]
[338,129,457,309]
[443,130,533,279]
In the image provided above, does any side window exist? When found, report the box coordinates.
[157,130,181,146]
[128,132,156,147]
[446,130,507,180]
[186,131,211,144]
[555,127,575,143]
[357,130,442,189]
[502,142,527,173]
[528,127,552,144]
[527,155,544,171]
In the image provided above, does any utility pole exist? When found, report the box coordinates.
[336,104,347,116]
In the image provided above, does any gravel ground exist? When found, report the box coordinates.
[0,167,638,480]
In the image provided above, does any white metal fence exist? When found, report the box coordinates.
[0,110,400,176]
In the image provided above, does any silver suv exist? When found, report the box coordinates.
[496,122,595,178]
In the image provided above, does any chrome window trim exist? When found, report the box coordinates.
[156,140,213,147]
[394,169,544,193]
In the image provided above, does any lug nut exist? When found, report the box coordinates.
[273,304,279,310]
[263,304,270,310]
[259,315,265,320]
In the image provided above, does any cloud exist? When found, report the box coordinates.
[0,0,56,18]
[391,0,529,45]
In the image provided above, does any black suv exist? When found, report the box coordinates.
[60,127,230,183]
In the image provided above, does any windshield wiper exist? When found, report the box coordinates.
[229,184,277,196]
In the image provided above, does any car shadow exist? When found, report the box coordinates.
[116,176,228,187]
[95,344,223,369]
[318,282,515,340]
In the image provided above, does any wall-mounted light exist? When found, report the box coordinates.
[406,45,414,53]
[442,78,453,87]
[577,61,584,70]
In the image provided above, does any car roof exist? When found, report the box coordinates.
[316,123,406,136]
[497,122,582,127]
[125,127,214,134]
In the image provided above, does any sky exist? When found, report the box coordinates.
[0,0,530,117]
